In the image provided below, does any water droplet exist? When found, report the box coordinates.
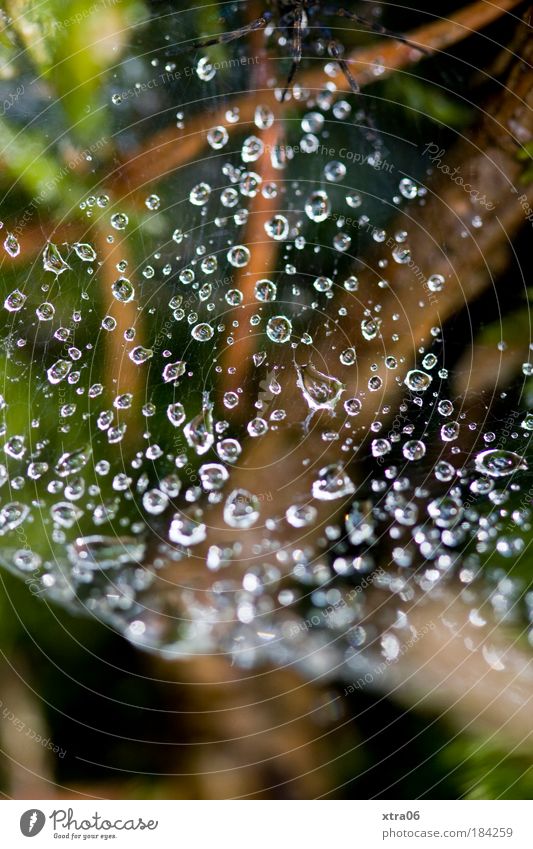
[361,318,381,341]
[392,244,411,264]
[254,279,277,302]
[333,232,351,252]
[36,302,55,321]
[312,463,355,501]
[438,399,453,416]
[192,323,214,342]
[0,502,29,532]
[43,242,70,275]
[422,353,437,370]
[346,193,362,209]
[223,391,239,409]
[247,417,268,437]
[216,438,242,463]
[372,438,391,457]
[143,488,169,515]
[207,126,229,149]
[145,193,160,211]
[265,215,289,240]
[129,346,153,365]
[344,398,361,415]
[340,347,356,366]
[286,504,317,528]
[314,276,333,293]
[111,212,129,230]
[404,369,432,392]
[167,402,186,427]
[73,242,97,261]
[51,502,83,528]
[242,135,264,162]
[254,105,274,129]
[169,515,207,546]
[224,489,260,528]
[475,450,527,478]
[199,463,229,491]
[4,435,25,459]
[162,361,186,383]
[324,160,346,182]
[296,362,344,412]
[67,535,145,569]
[184,406,214,455]
[196,56,216,81]
[402,440,426,461]
[47,359,72,384]
[428,274,445,292]
[189,182,211,206]
[266,315,292,343]
[55,448,91,478]
[441,421,460,442]
[227,245,250,267]
[4,233,20,257]
[428,497,463,528]
[399,178,418,199]
[4,289,26,312]
[112,277,135,302]
[301,112,324,133]
[305,190,331,222]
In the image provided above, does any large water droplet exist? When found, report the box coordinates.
[475,450,527,478]
[43,242,69,275]
[402,440,426,461]
[129,346,153,365]
[312,463,355,501]
[305,190,331,222]
[227,245,250,267]
[162,361,186,383]
[404,370,432,392]
[73,242,97,262]
[167,402,186,427]
[47,359,72,384]
[191,323,214,342]
[254,279,277,302]
[4,289,26,312]
[169,515,207,546]
[4,233,20,257]
[189,182,211,206]
[199,463,229,491]
[296,362,344,412]
[266,315,292,343]
[184,406,214,455]
[55,448,91,478]
[223,489,260,528]
[112,277,135,302]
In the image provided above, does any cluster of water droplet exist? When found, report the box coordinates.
[0,37,531,684]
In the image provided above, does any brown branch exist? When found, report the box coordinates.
[0,657,55,799]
